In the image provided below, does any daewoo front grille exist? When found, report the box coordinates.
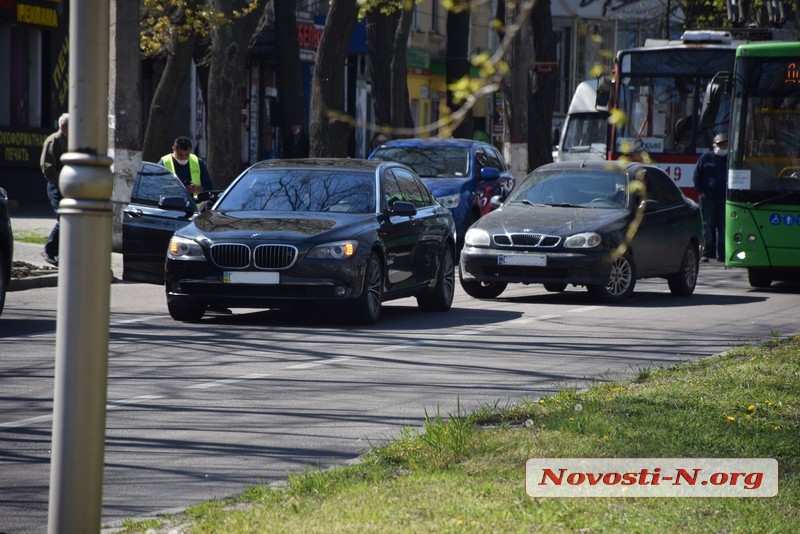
[253,244,297,269]
[493,233,561,248]
[210,243,250,269]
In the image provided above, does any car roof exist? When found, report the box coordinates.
[534,159,642,174]
[378,138,493,150]
[248,158,386,172]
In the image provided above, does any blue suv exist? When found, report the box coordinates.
[369,138,514,249]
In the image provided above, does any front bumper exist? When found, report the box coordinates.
[459,246,613,286]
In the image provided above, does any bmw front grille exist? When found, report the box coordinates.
[210,243,298,269]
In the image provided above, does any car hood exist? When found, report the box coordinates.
[183,210,367,239]
[476,204,628,235]
[420,177,472,198]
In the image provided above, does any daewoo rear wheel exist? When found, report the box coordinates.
[668,243,699,296]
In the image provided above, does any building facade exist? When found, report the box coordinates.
[0,0,69,202]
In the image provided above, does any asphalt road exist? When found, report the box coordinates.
[1,262,798,533]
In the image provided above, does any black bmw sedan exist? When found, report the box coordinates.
[459,160,704,303]
[164,159,457,324]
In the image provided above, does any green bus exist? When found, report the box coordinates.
[726,41,800,287]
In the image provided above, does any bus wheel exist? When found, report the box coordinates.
[747,268,773,288]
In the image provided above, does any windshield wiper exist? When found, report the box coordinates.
[517,199,548,207]
[753,191,798,207]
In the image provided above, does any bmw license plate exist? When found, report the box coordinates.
[497,253,546,266]
[224,271,280,284]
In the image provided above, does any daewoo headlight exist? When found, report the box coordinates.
[464,228,490,247]
[437,194,461,208]
[307,241,358,259]
[563,232,602,248]
[167,236,206,260]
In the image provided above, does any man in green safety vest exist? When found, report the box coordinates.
[158,136,215,197]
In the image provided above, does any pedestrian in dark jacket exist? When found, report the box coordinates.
[39,113,69,266]
[282,119,309,158]
[694,132,728,262]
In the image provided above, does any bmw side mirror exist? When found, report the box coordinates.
[389,200,417,216]
[490,195,504,209]
[159,196,195,215]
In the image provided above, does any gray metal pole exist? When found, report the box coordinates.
[47,0,113,530]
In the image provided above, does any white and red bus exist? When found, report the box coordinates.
[604,30,771,200]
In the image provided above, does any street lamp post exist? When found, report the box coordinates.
[47,0,113,531]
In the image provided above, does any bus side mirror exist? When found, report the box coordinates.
[595,75,612,111]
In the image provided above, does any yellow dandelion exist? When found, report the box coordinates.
[748,405,756,411]
[727,416,736,422]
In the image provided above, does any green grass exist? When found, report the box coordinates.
[13,231,48,245]
[115,337,800,534]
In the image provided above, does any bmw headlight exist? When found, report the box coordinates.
[307,240,358,259]
[464,228,490,247]
[563,232,602,248]
[437,194,461,209]
[167,236,206,260]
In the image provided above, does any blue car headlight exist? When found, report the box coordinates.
[563,232,602,248]
[167,236,206,260]
[307,240,358,259]
[436,194,461,209]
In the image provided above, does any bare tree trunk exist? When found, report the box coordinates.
[309,0,358,157]
[365,8,397,130]
[392,5,415,131]
[446,8,473,139]
[275,0,305,132]
[206,0,265,188]
[141,32,197,163]
[528,0,557,170]
[499,1,530,178]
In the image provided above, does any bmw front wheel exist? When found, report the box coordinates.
[351,252,383,324]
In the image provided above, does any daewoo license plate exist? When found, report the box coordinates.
[497,254,546,267]
[223,271,280,284]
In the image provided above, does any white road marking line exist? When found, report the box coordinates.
[1,395,164,429]
[186,373,271,389]
[569,306,603,313]
[288,356,354,369]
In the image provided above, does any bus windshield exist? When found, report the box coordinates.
[729,57,800,200]
[614,48,735,156]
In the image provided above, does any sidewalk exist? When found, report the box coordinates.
[8,200,123,290]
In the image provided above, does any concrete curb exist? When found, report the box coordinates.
[8,273,60,291]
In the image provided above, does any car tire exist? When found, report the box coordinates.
[417,245,455,311]
[747,268,773,288]
[543,283,567,293]
[351,252,383,324]
[0,248,6,316]
[667,243,699,296]
[458,268,507,299]
[587,252,636,303]
[167,297,206,322]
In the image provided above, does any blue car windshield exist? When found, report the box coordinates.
[371,146,470,178]
[507,170,628,208]
[217,170,377,214]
